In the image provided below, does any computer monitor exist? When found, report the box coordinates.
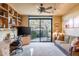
[17,27,31,36]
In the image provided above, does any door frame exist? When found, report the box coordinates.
[28,16,53,42]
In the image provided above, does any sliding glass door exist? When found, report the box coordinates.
[40,20,51,42]
[29,19,40,42]
[29,16,52,42]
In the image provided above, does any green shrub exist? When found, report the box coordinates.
[31,31,37,39]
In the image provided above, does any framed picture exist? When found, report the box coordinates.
[74,16,79,27]
[64,17,74,28]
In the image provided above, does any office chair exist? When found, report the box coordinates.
[10,36,23,55]
[10,27,31,55]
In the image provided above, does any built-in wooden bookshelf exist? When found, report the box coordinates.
[0,3,22,28]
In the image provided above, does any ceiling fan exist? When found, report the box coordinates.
[38,3,56,13]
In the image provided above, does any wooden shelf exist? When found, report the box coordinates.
[0,15,8,19]
[17,19,21,23]
[0,3,8,12]
[0,6,8,12]
[17,17,21,20]
[0,3,22,28]
[9,13,17,19]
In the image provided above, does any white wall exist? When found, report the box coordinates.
[63,5,79,36]
[64,28,79,36]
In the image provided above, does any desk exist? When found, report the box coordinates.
[0,36,30,56]
[21,35,31,45]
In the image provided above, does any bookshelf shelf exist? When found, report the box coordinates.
[0,3,22,28]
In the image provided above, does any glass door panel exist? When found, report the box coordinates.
[29,17,52,42]
[29,20,40,42]
[40,20,51,42]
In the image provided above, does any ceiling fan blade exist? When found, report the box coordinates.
[45,6,52,10]
[44,11,51,13]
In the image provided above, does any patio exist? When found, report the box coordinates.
[31,37,51,42]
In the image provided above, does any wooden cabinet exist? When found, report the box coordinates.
[0,4,8,28]
[0,3,22,28]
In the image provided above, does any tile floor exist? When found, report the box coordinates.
[13,42,66,56]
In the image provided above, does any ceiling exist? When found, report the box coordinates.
[9,3,79,16]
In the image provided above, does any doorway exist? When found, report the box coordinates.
[29,16,52,42]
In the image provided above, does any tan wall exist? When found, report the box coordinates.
[21,15,28,27]
[63,5,79,18]
[21,15,30,45]
[53,16,62,32]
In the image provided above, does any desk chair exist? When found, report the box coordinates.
[10,36,23,55]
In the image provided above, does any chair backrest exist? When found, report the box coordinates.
[16,36,23,46]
